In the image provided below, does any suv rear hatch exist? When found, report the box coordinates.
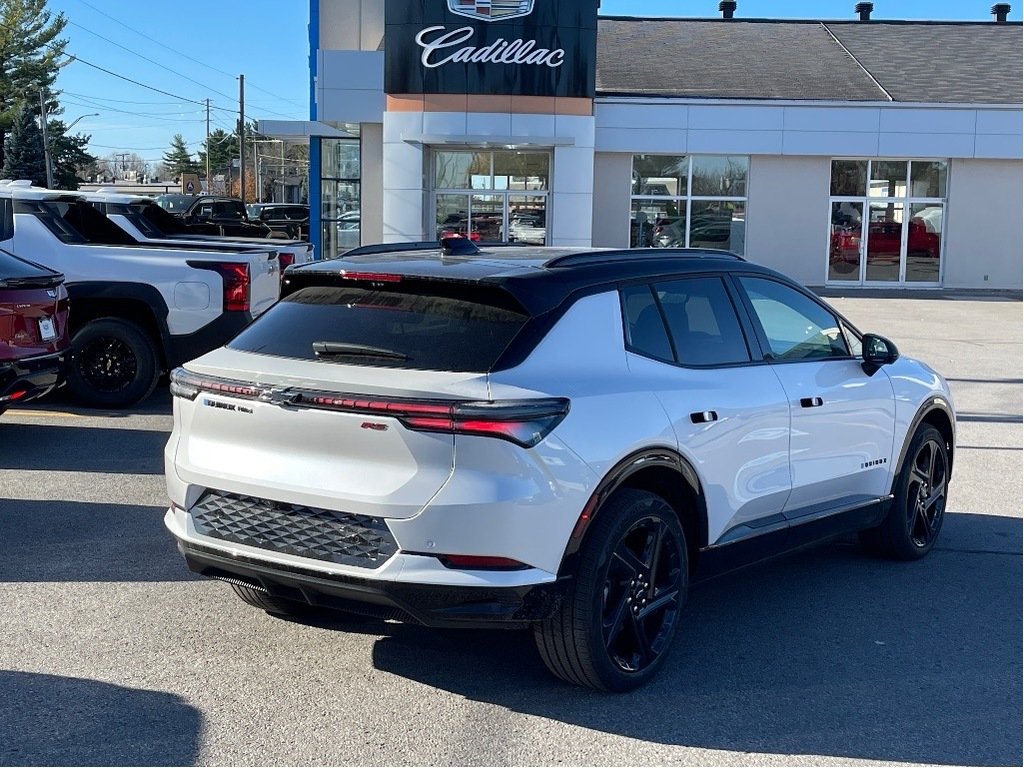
[169,275,540,519]
[0,250,67,362]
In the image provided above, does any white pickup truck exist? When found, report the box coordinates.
[81,191,316,269]
[0,182,281,408]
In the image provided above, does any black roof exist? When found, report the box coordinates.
[596,18,1023,103]
[288,246,777,315]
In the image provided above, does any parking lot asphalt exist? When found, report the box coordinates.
[0,296,1020,767]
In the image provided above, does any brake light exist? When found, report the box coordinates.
[278,253,295,271]
[188,261,250,312]
[340,271,402,283]
[0,390,27,403]
[296,395,571,448]
[167,369,570,448]
[169,368,262,401]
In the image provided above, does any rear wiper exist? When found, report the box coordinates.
[312,341,409,361]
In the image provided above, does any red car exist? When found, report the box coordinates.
[0,248,70,414]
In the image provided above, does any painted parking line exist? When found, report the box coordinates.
[3,409,85,419]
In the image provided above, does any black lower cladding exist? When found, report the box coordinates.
[0,351,64,400]
[190,489,399,568]
[180,541,568,628]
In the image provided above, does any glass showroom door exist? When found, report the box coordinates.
[433,149,550,245]
[826,159,946,287]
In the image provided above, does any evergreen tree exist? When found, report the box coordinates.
[162,133,197,179]
[47,118,96,190]
[0,0,68,167]
[197,128,237,179]
[1,102,46,186]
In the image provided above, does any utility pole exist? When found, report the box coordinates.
[205,99,210,191]
[114,153,130,180]
[38,91,54,188]
[238,74,246,206]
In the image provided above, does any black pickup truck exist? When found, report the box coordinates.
[155,194,272,238]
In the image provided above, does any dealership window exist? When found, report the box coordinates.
[828,159,947,285]
[433,150,550,245]
[630,155,748,255]
[320,138,361,259]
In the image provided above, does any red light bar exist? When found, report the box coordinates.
[340,271,403,283]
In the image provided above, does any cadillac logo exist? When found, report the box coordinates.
[448,0,535,22]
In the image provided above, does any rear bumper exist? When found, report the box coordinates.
[164,311,254,368]
[178,539,568,629]
[0,351,64,405]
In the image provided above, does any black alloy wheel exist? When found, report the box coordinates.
[78,336,138,393]
[534,489,688,691]
[66,318,160,408]
[860,424,949,560]
[905,435,948,549]
[602,516,683,674]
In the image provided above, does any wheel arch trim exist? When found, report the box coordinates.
[556,447,708,577]
[895,396,956,488]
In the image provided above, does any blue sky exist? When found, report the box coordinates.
[47,0,1019,169]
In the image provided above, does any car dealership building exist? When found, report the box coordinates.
[268,0,1023,290]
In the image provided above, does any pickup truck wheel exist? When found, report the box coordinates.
[534,489,688,691]
[67,318,160,408]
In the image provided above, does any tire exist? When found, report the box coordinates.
[66,318,161,408]
[230,583,313,617]
[534,489,688,692]
[860,425,949,560]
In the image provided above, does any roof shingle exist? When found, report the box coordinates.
[595,18,1023,104]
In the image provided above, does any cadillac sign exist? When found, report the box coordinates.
[384,0,598,98]
[448,0,536,23]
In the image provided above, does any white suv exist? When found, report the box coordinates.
[164,242,955,691]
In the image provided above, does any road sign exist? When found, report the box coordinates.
[181,173,201,195]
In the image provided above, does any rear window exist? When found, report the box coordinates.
[14,199,137,246]
[0,248,57,281]
[130,202,189,236]
[228,284,531,373]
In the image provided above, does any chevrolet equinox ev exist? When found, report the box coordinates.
[164,242,955,691]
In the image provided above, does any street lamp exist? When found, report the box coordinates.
[65,113,99,131]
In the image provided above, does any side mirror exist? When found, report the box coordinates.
[862,333,899,372]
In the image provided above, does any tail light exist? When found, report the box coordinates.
[188,261,250,312]
[277,254,295,287]
[300,393,570,448]
[170,368,261,401]
[168,368,570,448]
[0,390,27,403]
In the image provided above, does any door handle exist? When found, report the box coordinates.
[690,410,718,424]
[800,397,825,408]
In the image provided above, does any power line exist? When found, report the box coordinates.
[74,0,305,110]
[90,140,203,150]
[62,90,199,106]
[63,96,205,121]
[67,20,239,104]
[61,52,237,114]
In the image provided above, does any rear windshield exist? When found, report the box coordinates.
[228,284,530,372]
[128,201,189,236]
[15,199,137,246]
[0,248,57,281]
